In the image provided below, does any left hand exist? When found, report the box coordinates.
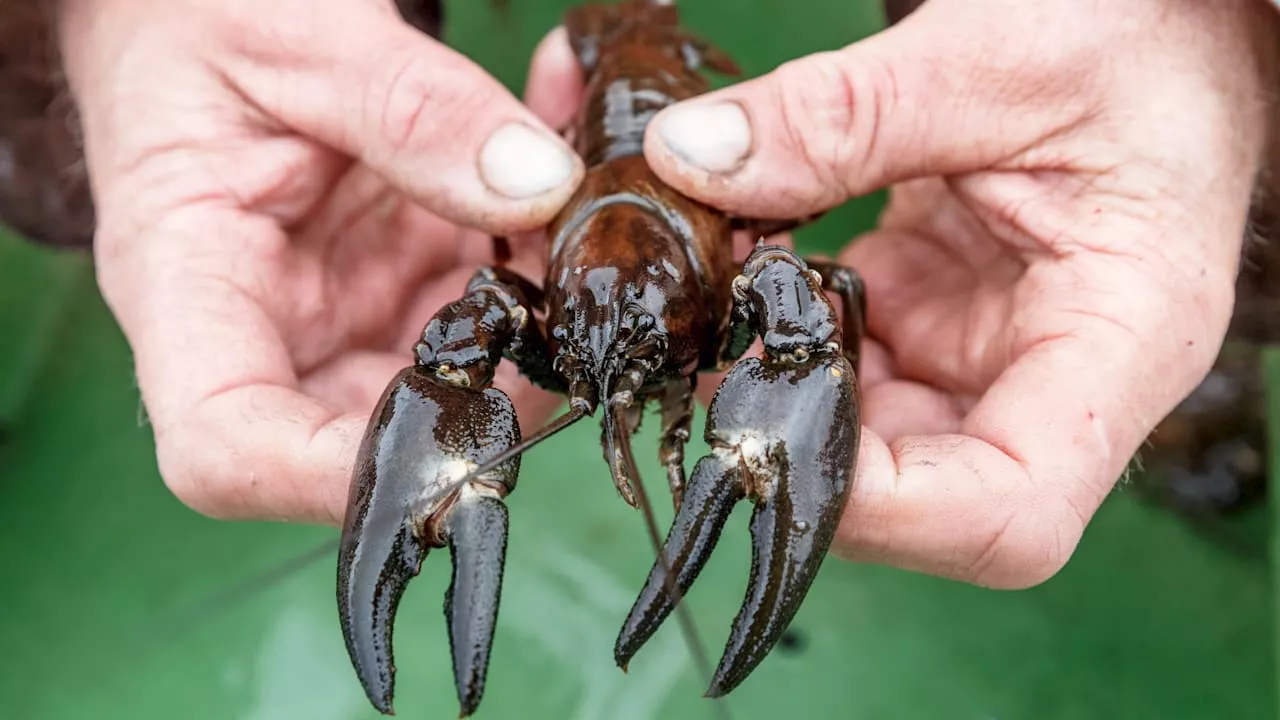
[530,0,1279,588]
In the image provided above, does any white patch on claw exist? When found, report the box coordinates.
[738,434,765,461]
[459,479,503,502]
[510,305,529,330]
[414,458,478,517]
[438,458,476,486]
[719,433,777,502]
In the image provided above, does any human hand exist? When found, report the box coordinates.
[630,0,1279,587]
[56,0,585,524]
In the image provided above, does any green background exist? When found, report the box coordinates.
[0,1,1272,718]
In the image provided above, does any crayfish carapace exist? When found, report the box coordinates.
[337,1,866,715]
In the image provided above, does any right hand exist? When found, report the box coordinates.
[55,0,585,524]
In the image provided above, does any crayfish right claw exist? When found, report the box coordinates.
[338,367,520,717]
[441,486,510,717]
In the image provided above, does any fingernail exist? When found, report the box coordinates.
[656,101,752,174]
[479,122,576,199]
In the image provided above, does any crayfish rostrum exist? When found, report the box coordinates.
[337,0,866,715]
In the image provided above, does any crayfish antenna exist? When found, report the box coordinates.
[450,403,590,492]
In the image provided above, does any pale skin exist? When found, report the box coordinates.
[55,0,1278,589]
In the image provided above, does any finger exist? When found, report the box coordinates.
[96,205,369,525]
[835,303,1223,590]
[301,350,410,415]
[227,6,584,235]
[641,5,1094,218]
[861,379,964,440]
[525,26,585,131]
[857,339,897,391]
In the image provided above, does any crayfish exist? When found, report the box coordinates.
[337,0,867,715]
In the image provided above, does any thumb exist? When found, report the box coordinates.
[642,11,1081,219]
[231,6,584,234]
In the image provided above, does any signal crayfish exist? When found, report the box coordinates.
[338,0,867,715]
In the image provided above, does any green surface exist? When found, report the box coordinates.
[0,2,1274,719]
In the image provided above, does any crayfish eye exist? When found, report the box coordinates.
[551,325,568,342]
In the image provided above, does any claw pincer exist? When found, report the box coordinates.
[338,269,550,717]
[616,244,861,696]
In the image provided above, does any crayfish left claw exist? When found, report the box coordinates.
[705,356,857,696]
[616,351,859,695]
[617,243,862,697]
[338,366,520,717]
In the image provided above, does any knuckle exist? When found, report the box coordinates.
[772,49,900,197]
[367,52,437,153]
[361,46,481,157]
[964,492,1087,589]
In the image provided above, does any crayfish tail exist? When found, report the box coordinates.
[442,487,510,718]
[615,452,743,667]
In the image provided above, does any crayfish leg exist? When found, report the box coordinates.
[658,376,696,510]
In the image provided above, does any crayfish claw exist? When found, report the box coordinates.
[338,366,520,717]
[615,353,858,695]
[442,485,510,717]
[337,494,426,714]
[615,451,744,668]
[707,353,858,697]
[614,243,862,696]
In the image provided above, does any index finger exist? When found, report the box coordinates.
[835,278,1228,590]
[99,206,365,525]
[839,331,1170,589]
